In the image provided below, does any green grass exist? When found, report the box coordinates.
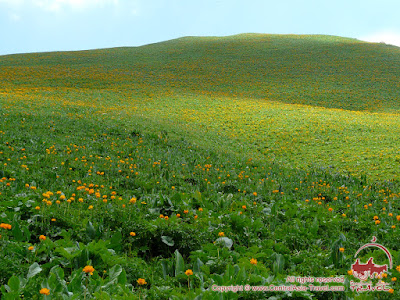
[1,33,400,299]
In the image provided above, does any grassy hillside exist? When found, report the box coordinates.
[1,34,400,299]
[2,34,400,180]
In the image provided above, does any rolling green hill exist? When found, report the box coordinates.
[2,33,400,111]
[3,33,400,179]
[1,34,400,299]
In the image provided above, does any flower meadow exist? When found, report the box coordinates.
[1,34,400,299]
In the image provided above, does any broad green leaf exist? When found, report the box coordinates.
[118,269,127,285]
[272,253,285,275]
[215,237,233,249]
[27,262,42,279]
[193,258,203,274]
[7,276,20,292]
[175,250,185,276]
[161,235,174,246]
[86,221,96,240]
[108,264,122,282]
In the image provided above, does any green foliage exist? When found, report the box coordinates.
[0,34,400,299]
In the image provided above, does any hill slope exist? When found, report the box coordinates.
[1,33,400,112]
[2,34,400,299]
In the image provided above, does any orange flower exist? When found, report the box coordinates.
[28,246,34,251]
[339,247,345,253]
[39,235,46,241]
[250,258,257,265]
[185,269,193,276]
[137,278,147,285]
[82,265,95,275]
[39,288,50,295]
[0,223,11,230]
[218,232,225,237]
[130,232,136,236]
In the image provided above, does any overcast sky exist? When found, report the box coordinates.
[1,0,400,55]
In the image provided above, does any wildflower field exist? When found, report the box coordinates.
[1,34,400,299]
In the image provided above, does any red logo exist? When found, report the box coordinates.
[351,237,392,281]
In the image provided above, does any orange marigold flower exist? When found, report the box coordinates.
[347,270,353,276]
[82,265,95,275]
[130,232,136,236]
[339,247,345,253]
[388,288,394,294]
[39,235,46,241]
[39,288,50,295]
[250,258,257,265]
[28,246,34,251]
[218,232,225,237]
[137,278,147,285]
[185,269,193,276]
